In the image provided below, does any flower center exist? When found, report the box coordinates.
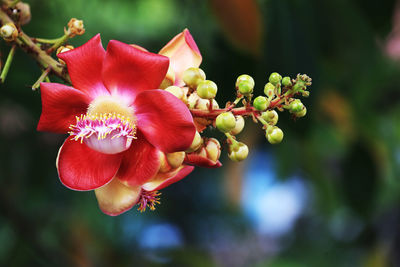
[137,190,161,212]
[69,113,136,154]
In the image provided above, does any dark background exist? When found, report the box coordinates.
[1,0,400,266]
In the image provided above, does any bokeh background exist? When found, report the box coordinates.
[1,0,400,266]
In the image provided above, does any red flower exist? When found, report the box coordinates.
[38,32,200,215]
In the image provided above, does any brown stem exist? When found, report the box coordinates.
[0,6,71,84]
[190,95,289,120]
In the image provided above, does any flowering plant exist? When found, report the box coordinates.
[0,1,311,215]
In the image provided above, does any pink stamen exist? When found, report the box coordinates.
[69,113,136,142]
[69,113,136,154]
[137,190,161,212]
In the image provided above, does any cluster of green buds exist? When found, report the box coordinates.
[174,67,311,164]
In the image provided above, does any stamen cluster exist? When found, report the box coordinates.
[69,113,136,143]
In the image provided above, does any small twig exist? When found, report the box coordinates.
[47,32,70,54]
[0,45,16,83]
[32,67,51,90]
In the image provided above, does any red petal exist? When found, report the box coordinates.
[116,134,161,187]
[94,178,141,216]
[102,40,169,103]
[57,138,123,191]
[159,29,202,86]
[142,165,194,191]
[184,153,222,168]
[37,83,90,133]
[134,90,196,153]
[57,34,109,98]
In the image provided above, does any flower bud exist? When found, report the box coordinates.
[228,142,249,162]
[159,151,185,173]
[294,106,307,117]
[264,83,275,98]
[216,112,236,133]
[56,45,74,64]
[165,86,187,104]
[236,74,254,96]
[269,72,282,85]
[67,18,85,37]
[183,67,206,89]
[56,45,74,55]
[159,65,175,89]
[197,80,218,99]
[166,152,185,169]
[15,2,31,25]
[195,97,219,110]
[261,110,278,126]
[267,126,284,144]
[205,138,221,162]
[185,131,203,153]
[0,23,18,42]
[293,81,305,91]
[229,116,245,135]
[253,96,269,111]
[289,99,304,113]
[282,76,292,87]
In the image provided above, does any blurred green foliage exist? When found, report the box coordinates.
[0,0,400,266]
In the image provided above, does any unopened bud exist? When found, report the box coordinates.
[205,138,221,162]
[253,96,269,111]
[228,142,249,162]
[294,106,307,117]
[264,83,275,98]
[165,86,187,104]
[229,116,245,135]
[166,152,185,169]
[186,131,203,153]
[160,65,175,89]
[261,110,278,126]
[183,67,206,88]
[267,126,284,144]
[56,45,74,64]
[236,74,254,96]
[56,45,74,55]
[269,72,282,85]
[0,23,18,42]
[15,2,31,25]
[67,18,85,37]
[216,112,236,133]
[194,95,219,110]
[293,81,305,91]
[289,99,304,113]
[282,76,292,87]
[197,80,217,99]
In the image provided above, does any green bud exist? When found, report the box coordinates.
[267,126,284,144]
[269,72,282,85]
[253,96,269,111]
[197,80,218,99]
[183,67,206,88]
[230,115,245,135]
[264,83,275,98]
[261,110,278,126]
[228,142,249,162]
[302,91,310,97]
[282,76,292,87]
[293,81,305,91]
[236,74,254,95]
[216,112,236,133]
[289,99,304,113]
[295,106,307,117]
